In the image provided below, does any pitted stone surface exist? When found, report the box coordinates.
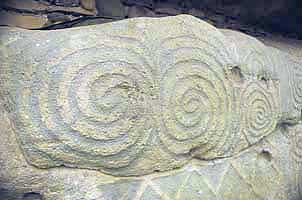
[0,15,286,176]
[0,15,301,199]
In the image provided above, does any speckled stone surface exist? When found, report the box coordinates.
[0,15,301,200]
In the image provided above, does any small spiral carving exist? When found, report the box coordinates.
[240,82,278,142]
[15,42,154,169]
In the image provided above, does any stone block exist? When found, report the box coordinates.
[0,15,301,199]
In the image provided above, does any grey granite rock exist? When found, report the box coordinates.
[0,15,301,200]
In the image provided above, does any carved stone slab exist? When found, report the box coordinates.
[0,15,301,200]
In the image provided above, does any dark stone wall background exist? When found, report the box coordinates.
[0,0,301,39]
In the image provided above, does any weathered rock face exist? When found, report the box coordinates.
[0,15,301,200]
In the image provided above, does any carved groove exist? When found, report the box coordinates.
[5,18,284,175]
[292,127,302,163]
[239,81,279,143]
[244,51,268,76]
[289,59,302,113]
[157,35,236,157]
[15,41,154,169]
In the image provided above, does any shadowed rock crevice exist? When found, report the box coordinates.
[22,192,43,200]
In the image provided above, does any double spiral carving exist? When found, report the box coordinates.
[16,41,154,169]
[239,82,278,142]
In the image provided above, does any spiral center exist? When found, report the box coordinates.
[89,74,137,123]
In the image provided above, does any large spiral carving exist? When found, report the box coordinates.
[15,41,154,169]
[239,81,279,142]
[158,35,236,156]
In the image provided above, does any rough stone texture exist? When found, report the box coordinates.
[1,0,302,40]
[0,10,49,29]
[80,0,96,11]
[0,0,96,29]
[0,15,301,199]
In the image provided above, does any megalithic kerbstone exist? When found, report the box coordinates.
[0,15,301,200]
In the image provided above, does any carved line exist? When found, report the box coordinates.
[159,58,233,156]
[239,81,278,142]
[289,59,302,111]
[292,128,302,163]
[15,43,154,169]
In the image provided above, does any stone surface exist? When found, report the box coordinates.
[80,0,96,11]
[0,10,49,29]
[0,0,95,15]
[0,15,301,199]
[0,0,96,29]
